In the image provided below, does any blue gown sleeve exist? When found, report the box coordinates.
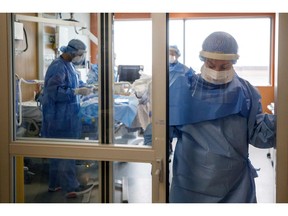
[243,80,276,148]
[249,113,276,148]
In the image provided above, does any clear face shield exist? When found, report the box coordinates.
[200,61,235,85]
[198,51,238,84]
[169,55,177,64]
[72,51,86,66]
[188,51,239,102]
[169,49,180,64]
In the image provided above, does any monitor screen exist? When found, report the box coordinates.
[117,65,142,83]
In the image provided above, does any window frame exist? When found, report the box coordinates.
[168,13,275,88]
[168,13,275,113]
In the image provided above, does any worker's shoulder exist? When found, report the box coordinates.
[48,58,69,70]
[236,75,257,89]
[170,72,191,90]
[236,75,261,97]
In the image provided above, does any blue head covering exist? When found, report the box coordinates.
[169,45,181,57]
[199,31,239,64]
[60,39,86,55]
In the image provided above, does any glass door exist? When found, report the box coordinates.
[9,13,168,203]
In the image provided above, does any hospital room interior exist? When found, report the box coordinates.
[0,13,288,203]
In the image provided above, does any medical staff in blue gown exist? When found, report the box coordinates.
[144,45,192,146]
[169,31,276,203]
[169,45,191,86]
[169,45,195,148]
[41,39,94,198]
[87,64,99,84]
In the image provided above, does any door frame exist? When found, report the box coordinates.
[1,13,168,203]
[3,12,288,203]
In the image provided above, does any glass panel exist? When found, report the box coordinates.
[184,18,271,86]
[11,13,164,204]
[113,19,152,147]
[14,13,99,142]
[168,19,184,64]
[113,162,152,203]
[168,16,276,203]
[21,156,99,203]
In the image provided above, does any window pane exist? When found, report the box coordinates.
[114,20,152,75]
[14,13,99,142]
[113,20,152,147]
[19,157,152,203]
[21,157,100,203]
[184,18,271,86]
[169,20,184,64]
[113,162,152,203]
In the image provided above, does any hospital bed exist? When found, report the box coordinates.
[16,79,151,141]
[15,76,43,137]
[79,92,141,140]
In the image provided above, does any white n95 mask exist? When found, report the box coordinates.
[200,64,235,85]
[169,55,177,64]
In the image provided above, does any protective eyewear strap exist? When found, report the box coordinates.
[200,50,239,61]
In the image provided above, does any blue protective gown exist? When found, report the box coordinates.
[169,69,276,203]
[87,64,99,84]
[41,56,82,193]
[169,61,190,86]
[41,56,81,139]
[142,61,191,145]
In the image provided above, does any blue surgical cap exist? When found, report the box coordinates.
[60,39,87,55]
[199,31,239,64]
[169,45,181,57]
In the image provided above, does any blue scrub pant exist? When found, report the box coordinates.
[49,158,80,193]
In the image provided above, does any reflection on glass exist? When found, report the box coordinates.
[113,162,152,203]
[22,157,99,203]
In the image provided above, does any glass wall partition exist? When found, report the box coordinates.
[10,13,168,203]
[112,16,154,202]
[168,13,276,203]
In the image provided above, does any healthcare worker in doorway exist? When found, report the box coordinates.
[143,46,192,146]
[169,31,276,203]
[169,45,191,85]
[41,39,94,198]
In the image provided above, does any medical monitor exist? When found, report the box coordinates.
[117,65,143,83]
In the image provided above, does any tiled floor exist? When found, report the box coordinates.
[249,145,276,203]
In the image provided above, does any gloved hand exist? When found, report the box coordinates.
[74,87,93,96]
